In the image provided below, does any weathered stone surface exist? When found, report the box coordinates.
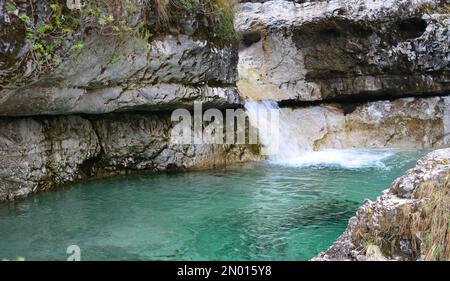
[313,148,450,261]
[90,113,256,174]
[0,113,257,201]
[0,34,241,116]
[0,0,241,117]
[0,116,100,201]
[237,0,450,102]
[0,1,253,201]
[279,96,450,150]
[343,96,450,148]
[277,105,345,150]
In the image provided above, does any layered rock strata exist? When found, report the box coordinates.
[236,0,449,102]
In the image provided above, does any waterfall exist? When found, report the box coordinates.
[245,100,310,162]
[244,100,396,168]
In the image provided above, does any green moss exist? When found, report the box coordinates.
[6,0,238,72]
[152,0,239,43]
[6,2,16,13]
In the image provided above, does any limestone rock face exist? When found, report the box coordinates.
[0,1,256,201]
[90,113,255,174]
[0,116,100,201]
[279,96,450,149]
[0,113,256,201]
[0,1,241,116]
[0,34,241,116]
[313,148,450,261]
[236,0,450,102]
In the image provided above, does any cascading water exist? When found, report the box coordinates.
[244,101,396,169]
[245,100,310,161]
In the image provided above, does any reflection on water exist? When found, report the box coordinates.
[0,149,427,260]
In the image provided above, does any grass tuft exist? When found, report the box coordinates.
[412,177,450,261]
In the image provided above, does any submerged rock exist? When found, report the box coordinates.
[313,148,450,261]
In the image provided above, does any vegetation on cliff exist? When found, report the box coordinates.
[315,149,450,261]
[412,179,449,260]
[3,0,237,72]
[358,177,449,261]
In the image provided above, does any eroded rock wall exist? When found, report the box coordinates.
[237,0,450,151]
[0,33,241,116]
[0,1,255,201]
[236,0,449,102]
[0,113,256,201]
[1,0,449,201]
[276,96,450,150]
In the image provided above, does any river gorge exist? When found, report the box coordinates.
[0,0,449,261]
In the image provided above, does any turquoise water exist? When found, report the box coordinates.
[0,149,426,261]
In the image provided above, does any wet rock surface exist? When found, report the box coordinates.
[0,113,257,201]
[278,96,450,150]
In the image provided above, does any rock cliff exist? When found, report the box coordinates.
[0,1,241,115]
[0,0,449,201]
[0,0,256,201]
[276,96,450,150]
[0,113,254,201]
[236,0,449,102]
[237,0,450,149]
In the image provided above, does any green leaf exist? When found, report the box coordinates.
[98,17,106,26]
[70,42,84,52]
[19,14,31,23]
[50,3,60,12]
[7,3,16,14]
[32,43,44,51]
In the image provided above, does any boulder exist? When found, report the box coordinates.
[313,148,450,261]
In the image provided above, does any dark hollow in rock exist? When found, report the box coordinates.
[242,31,262,47]
[396,18,428,41]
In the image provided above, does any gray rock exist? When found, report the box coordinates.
[0,116,100,201]
[0,34,241,116]
[0,113,258,201]
[0,0,241,117]
[313,148,450,261]
[0,1,252,201]
[237,0,450,102]
[277,96,450,149]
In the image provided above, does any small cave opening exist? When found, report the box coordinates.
[397,18,428,40]
[241,31,262,47]
[338,102,360,115]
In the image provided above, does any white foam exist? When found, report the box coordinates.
[270,149,397,169]
[245,101,397,169]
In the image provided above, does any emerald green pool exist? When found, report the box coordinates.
[0,149,426,261]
